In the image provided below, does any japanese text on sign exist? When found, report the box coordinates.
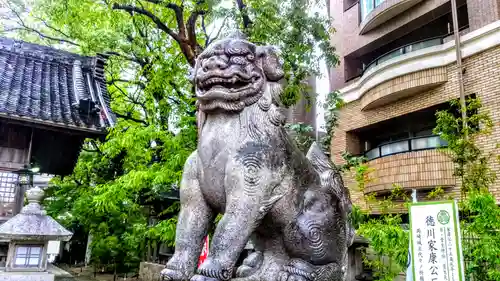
[409,201,465,281]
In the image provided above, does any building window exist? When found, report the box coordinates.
[360,0,385,21]
[0,172,18,217]
[14,245,42,268]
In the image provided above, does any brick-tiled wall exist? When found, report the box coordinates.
[360,66,448,109]
[331,46,500,210]
[364,150,455,194]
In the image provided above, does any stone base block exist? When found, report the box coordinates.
[139,262,165,281]
[0,272,55,281]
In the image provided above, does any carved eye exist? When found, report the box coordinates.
[246,54,255,61]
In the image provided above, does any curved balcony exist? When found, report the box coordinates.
[360,0,424,34]
[358,37,449,110]
[338,21,500,105]
[363,135,455,195]
[363,37,444,74]
[365,135,447,160]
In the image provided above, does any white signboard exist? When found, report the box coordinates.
[409,201,465,281]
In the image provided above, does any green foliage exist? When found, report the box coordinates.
[461,191,500,281]
[321,90,344,151]
[286,90,344,154]
[2,0,338,272]
[341,152,409,280]
[285,122,315,153]
[434,97,500,280]
[434,96,495,196]
[346,96,500,280]
[357,214,409,281]
[341,152,372,194]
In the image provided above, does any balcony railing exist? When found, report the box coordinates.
[343,26,470,83]
[363,37,444,74]
[360,0,385,21]
[364,135,447,160]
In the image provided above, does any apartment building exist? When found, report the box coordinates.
[328,0,500,210]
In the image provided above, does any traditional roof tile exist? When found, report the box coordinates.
[0,37,115,132]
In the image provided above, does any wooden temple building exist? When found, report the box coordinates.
[0,36,115,266]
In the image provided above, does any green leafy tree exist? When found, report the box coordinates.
[1,0,338,272]
[434,97,500,281]
[345,96,500,281]
[321,90,343,151]
[285,122,315,153]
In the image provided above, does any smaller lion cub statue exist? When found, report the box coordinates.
[161,32,354,281]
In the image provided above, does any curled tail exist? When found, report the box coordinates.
[306,142,355,247]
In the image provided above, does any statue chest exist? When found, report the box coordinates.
[198,115,242,162]
[197,115,243,211]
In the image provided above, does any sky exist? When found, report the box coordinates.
[310,1,331,134]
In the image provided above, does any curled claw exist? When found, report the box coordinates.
[279,270,290,281]
[160,268,174,281]
[161,267,190,281]
[279,269,308,281]
[281,259,317,281]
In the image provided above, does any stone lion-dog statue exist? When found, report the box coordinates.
[161,32,354,281]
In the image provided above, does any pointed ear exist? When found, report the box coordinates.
[256,46,285,82]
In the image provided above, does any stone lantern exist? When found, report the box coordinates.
[0,186,72,280]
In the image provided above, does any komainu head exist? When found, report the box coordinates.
[194,32,285,112]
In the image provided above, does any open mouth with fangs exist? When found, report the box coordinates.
[197,75,258,98]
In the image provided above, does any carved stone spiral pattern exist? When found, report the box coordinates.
[200,47,224,59]
[257,96,271,112]
[230,56,249,65]
[198,267,233,281]
[284,266,316,281]
[240,154,263,195]
[305,221,327,259]
[226,46,250,56]
[268,106,285,126]
[247,107,267,141]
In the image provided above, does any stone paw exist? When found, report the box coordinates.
[161,267,190,281]
[197,258,233,281]
[190,274,221,281]
[236,251,264,277]
[279,259,317,281]
[278,270,308,281]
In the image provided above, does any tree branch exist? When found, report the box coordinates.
[112,3,181,42]
[187,14,203,52]
[7,5,80,46]
[113,3,196,66]
[201,14,209,45]
[206,16,228,47]
[33,15,73,39]
[235,0,253,30]
[107,79,147,89]
[141,0,187,38]
[104,51,147,66]
[114,112,148,125]
[167,3,187,38]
